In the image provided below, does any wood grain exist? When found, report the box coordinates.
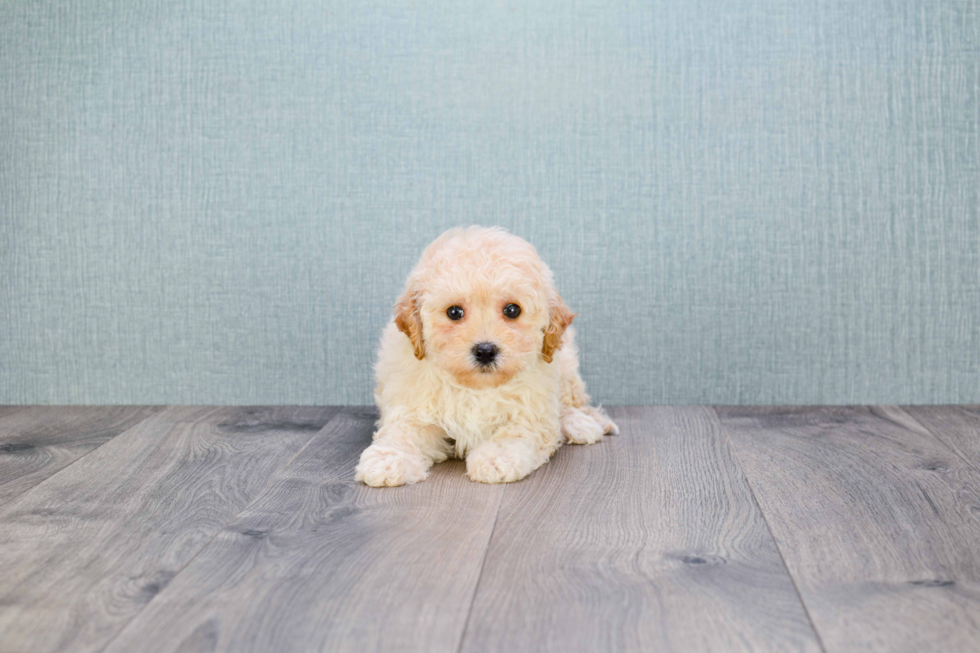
[717,406,980,652]
[103,408,505,653]
[5,405,979,652]
[460,406,821,653]
[901,405,980,473]
[0,406,338,653]
[0,405,163,506]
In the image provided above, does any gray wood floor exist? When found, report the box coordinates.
[0,406,977,653]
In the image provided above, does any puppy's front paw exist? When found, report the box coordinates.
[562,407,605,445]
[355,444,427,487]
[582,406,620,436]
[466,442,533,484]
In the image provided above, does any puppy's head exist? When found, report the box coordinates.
[394,227,574,389]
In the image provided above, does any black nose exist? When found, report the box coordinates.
[472,342,498,365]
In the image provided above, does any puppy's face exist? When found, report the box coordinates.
[421,278,542,388]
[395,228,573,390]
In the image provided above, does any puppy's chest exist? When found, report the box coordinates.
[435,391,509,447]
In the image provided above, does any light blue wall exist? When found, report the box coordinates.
[2,0,978,405]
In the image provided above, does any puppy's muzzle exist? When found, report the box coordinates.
[472,342,498,368]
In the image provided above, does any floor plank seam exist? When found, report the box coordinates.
[711,407,829,653]
[0,408,166,510]
[454,485,506,653]
[892,406,980,474]
[95,407,342,653]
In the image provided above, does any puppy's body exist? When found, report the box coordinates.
[357,227,616,486]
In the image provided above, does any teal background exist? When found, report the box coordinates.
[2,0,978,405]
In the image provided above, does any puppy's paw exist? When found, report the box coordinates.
[562,407,605,445]
[582,405,619,435]
[466,442,533,484]
[355,444,427,487]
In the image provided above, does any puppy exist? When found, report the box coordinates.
[355,226,617,486]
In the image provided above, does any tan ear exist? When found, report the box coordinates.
[394,288,425,360]
[541,295,575,363]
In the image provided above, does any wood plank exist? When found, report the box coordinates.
[0,406,338,653]
[460,406,821,653]
[901,405,980,473]
[716,406,980,653]
[0,406,163,506]
[103,407,504,653]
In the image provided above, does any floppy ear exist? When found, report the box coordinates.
[394,286,426,360]
[541,294,575,363]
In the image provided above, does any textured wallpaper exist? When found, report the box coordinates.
[1,0,978,405]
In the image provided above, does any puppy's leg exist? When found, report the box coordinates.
[356,421,449,487]
[557,329,619,439]
[466,424,560,484]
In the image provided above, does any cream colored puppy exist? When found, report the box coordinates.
[355,227,617,486]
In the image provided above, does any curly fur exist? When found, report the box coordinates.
[356,226,618,486]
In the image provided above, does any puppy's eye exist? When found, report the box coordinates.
[446,305,464,321]
[503,303,521,319]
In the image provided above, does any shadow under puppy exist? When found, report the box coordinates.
[356,226,617,486]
